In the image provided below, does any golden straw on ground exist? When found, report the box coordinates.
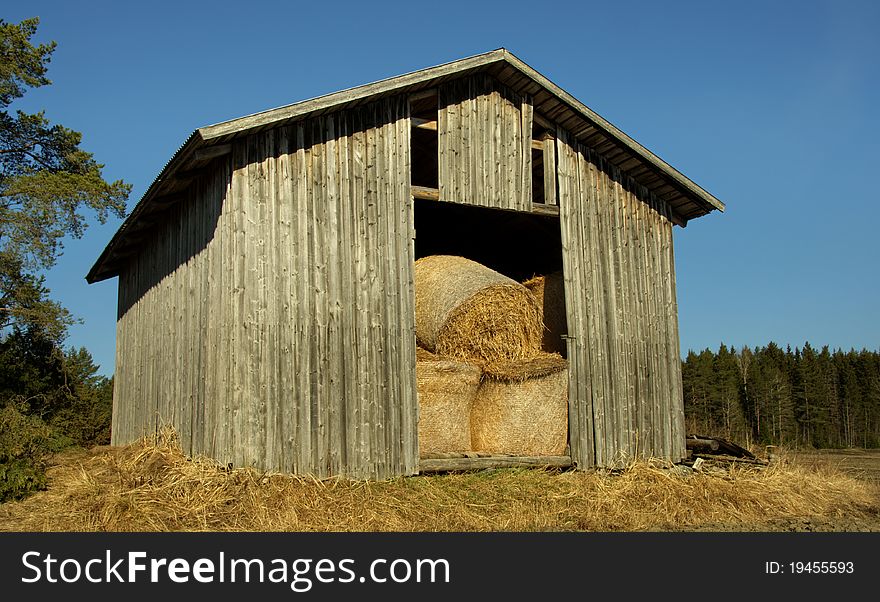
[1,434,876,532]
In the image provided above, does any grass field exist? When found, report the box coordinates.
[1,431,878,532]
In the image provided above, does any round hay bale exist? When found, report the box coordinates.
[471,354,569,456]
[414,255,542,365]
[416,358,482,456]
[523,271,568,358]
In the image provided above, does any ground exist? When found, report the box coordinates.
[686,449,880,532]
[1,441,878,532]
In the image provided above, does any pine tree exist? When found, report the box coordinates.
[1,17,129,339]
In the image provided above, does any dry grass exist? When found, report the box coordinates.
[1,431,877,532]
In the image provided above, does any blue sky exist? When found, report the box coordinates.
[6,0,879,375]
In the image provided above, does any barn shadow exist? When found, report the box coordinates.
[116,163,227,319]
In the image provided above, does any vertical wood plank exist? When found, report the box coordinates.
[543,136,557,206]
[437,75,531,213]
[557,129,595,468]
[293,123,312,474]
[521,96,534,210]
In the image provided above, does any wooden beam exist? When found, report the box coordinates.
[533,111,554,130]
[670,212,687,228]
[419,455,572,473]
[152,194,185,207]
[532,204,559,217]
[530,139,544,150]
[408,87,438,103]
[411,185,440,201]
[193,143,232,162]
[412,117,438,131]
[172,167,207,182]
[685,437,720,453]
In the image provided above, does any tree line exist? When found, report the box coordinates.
[1,17,128,501]
[682,343,880,449]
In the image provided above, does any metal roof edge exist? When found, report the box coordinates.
[86,130,205,283]
[198,49,507,141]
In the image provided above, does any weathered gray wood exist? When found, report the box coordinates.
[110,68,692,478]
[437,74,533,212]
[531,204,560,217]
[112,96,417,479]
[407,88,438,103]
[309,117,329,476]
[293,122,312,474]
[275,126,293,471]
[411,185,440,201]
[519,93,533,209]
[419,456,572,473]
[396,99,418,475]
[557,130,687,469]
[532,111,554,130]
[542,135,557,206]
[193,144,231,162]
[686,437,720,453]
[557,128,595,469]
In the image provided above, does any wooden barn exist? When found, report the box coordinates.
[87,49,724,479]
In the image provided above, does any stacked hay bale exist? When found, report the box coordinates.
[414,255,569,458]
[523,270,568,358]
[471,353,569,456]
[415,347,481,455]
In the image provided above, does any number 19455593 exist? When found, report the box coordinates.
[765,561,854,574]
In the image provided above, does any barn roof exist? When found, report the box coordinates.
[87,48,724,283]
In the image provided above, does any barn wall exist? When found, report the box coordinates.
[437,74,533,211]
[557,129,685,468]
[114,96,417,479]
[112,161,226,456]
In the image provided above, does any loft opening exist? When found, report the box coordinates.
[412,199,562,281]
[409,89,559,211]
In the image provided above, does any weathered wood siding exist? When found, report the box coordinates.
[113,96,417,479]
[437,75,533,211]
[557,129,685,468]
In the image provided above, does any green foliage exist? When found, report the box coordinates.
[0,336,113,502]
[0,333,113,447]
[0,17,129,338]
[0,251,73,340]
[0,403,70,502]
[0,109,130,271]
[683,343,880,449]
[49,350,114,447]
[0,17,125,503]
[0,17,55,106]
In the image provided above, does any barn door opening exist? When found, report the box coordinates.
[410,198,572,472]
